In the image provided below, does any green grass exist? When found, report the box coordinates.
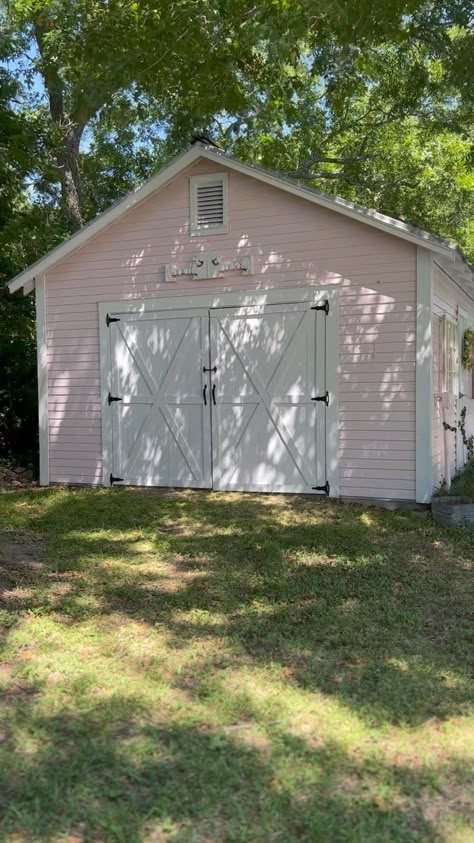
[438,461,474,500]
[0,488,473,843]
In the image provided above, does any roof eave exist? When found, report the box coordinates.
[8,144,203,295]
[8,140,472,294]
[436,254,474,303]
[198,146,462,260]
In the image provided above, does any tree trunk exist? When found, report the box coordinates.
[34,12,84,232]
[58,125,83,233]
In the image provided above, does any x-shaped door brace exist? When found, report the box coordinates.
[116,319,205,481]
[216,310,312,485]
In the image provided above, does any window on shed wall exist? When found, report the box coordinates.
[190,173,228,235]
[459,323,473,400]
[442,316,458,395]
[433,315,442,395]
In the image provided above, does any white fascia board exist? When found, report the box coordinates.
[8,145,202,294]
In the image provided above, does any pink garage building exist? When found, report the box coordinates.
[8,142,474,504]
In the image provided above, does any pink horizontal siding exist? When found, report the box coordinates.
[45,157,417,498]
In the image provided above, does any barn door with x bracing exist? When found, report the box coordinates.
[209,303,327,493]
[109,310,212,487]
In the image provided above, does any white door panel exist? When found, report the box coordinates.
[107,301,329,493]
[109,310,211,487]
[210,303,326,493]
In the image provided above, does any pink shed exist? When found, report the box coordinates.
[8,143,474,503]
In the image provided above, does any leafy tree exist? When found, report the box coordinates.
[6,0,458,230]
[0,49,38,466]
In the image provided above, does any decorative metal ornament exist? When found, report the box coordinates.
[164,251,253,282]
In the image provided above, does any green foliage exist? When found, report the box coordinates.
[462,328,474,371]
[0,288,37,468]
[447,459,474,500]
[0,57,37,468]
[443,406,474,465]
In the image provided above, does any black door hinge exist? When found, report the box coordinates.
[106,313,120,327]
[110,473,124,486]
[311,300,329,315]
[311,391,329,406]
[108,392,122,405]
[313,481,330,496]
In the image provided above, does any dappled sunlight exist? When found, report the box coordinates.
[1,489,473,840]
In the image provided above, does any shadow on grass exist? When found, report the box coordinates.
[0,691,456,842]
[1,488,473,729]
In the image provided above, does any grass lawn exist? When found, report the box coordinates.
[438,461,474,501]
[0,489,473,843]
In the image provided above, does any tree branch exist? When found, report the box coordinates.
[285,170,417,191]
[305,153,377,165]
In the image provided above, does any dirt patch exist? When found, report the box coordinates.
[418,784,474,832]
[173,559,204,573]
[0,663,14,682]
[158,523,187,535]
[0,538,44,596]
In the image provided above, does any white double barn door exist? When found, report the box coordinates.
[109,302,327,493]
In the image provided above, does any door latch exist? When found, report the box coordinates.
[203,366,217,373]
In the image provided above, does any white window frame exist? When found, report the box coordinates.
[190,172,228,236]
[442,315,458,396]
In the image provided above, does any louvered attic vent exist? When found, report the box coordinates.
[190,173,228,235]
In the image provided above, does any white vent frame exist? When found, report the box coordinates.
[190,172,228,236]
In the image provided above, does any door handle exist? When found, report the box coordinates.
[212,384,217,405]
[203,384,207,405]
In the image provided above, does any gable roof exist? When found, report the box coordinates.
[8,141,474,296]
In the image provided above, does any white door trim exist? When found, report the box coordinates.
[100,307,113,487]
[457,306,471,471]
[98,286,339,495]
[35,274,49,485]
[416,247,433,503]
[98,286,337,316]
